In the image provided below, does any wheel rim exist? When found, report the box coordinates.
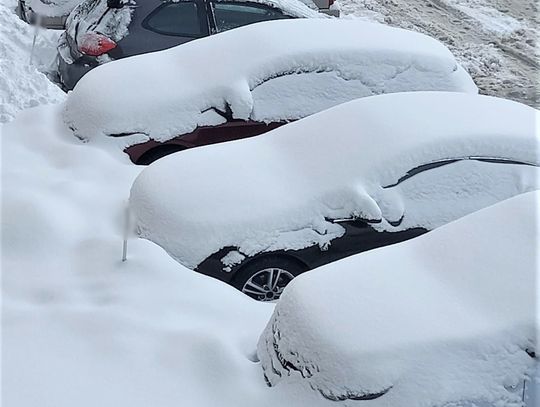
[241,268,295,301]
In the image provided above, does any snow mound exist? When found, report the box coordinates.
[258,191,539,406]
[129,92,539,269]
[0,0,65,123]
[64,18,476,145]
[2,102,281,407]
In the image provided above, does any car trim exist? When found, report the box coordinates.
[383,156,537,188]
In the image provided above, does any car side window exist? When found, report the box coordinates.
[144,2,204,37]
[211,2,291,33]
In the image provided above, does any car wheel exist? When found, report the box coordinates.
[233,256,306,301]
[136,145,185,165]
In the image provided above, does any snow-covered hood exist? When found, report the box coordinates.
[257,190,539,405]
[64,18,477,146]
[129,92,540,269]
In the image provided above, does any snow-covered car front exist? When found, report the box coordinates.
[257,191,539,405]
[128,92,539,298]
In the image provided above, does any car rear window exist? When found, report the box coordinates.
[212,2,291,32]
[144,2,203,37]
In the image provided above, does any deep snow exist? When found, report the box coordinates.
[64,18,475,146]
[1,0,539,405]
[258,191,539,406]
[129,92,539,270]
[3,101,538,407]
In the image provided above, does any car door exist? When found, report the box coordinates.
[208,1,293,34]
[186,119,284,147]
[114,0,211,57]
[325,218,425,260]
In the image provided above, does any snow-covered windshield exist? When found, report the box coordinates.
[258,191,539,406]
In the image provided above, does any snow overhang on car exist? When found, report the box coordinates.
[127,92,539,271]
[64,18,478,145]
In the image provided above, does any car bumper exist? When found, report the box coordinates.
[57,44,94,91]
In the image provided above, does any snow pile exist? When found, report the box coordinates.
[258,191,539,406]
[129,92,539,269]
[0,0,65,123]
[2,103,288,407]
[64,18,476,146]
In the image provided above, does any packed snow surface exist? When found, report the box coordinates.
[1,103,276,407]
[3,101,539,407]
[0,0,65,123]
[129,92,539,270]
[258,191,540,406]
[338,0,539,108]
[64,18,476,146]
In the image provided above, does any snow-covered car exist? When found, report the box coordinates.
[128,92,539,301]
[17,0,80,28]
[64,19,477,164]
[56,0,322,90]
[257,191,539,406]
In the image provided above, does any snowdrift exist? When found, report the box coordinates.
[258,191,540,406]
[129,92,539,270]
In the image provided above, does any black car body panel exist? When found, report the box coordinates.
[196,222,427,285]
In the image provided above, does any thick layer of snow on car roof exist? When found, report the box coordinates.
[258,191,539,406]
[64,19,477,145]
[129,92,539,269]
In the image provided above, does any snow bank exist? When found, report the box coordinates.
[0,0,65,123]
[64,18,476,146]
[2,103,285,407]
[129,92,539,269]
[258,191,539,406]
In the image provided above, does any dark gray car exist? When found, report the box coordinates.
[57,0,320,90]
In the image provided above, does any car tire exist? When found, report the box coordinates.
[232,256,306,301]
[136,145,185,165]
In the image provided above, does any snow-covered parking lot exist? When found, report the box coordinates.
[1,0,539,405]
